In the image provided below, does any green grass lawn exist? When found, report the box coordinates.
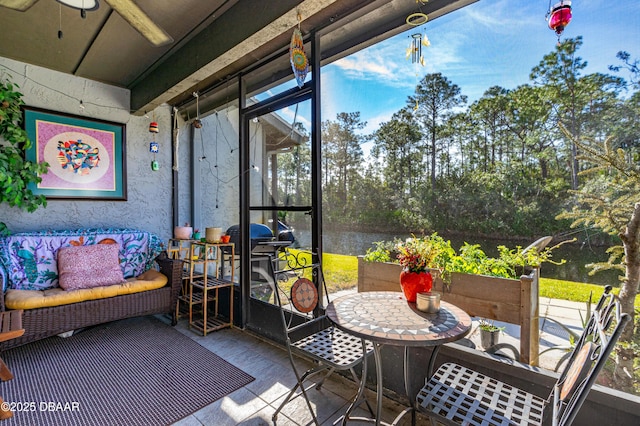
[540,277,640,309]
[320,252,640,309]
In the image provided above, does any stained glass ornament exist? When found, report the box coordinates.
[547,1,572,37]
[150,142,159,153]
[290,27,308,88]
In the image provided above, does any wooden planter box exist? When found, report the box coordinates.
[357,256,540,365]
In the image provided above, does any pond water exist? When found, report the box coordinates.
[301,230,620,286]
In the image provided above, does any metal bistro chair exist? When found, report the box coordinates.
[271,252,373,425]
[416,285,630,426]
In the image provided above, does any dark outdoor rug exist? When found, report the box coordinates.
[0,316,254,426]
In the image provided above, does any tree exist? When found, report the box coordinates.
[531,37,624,189]
[531,37,587,189]
[322,112,366,218]
[409,73,467,190]
[505,84,556,179]
[609,51,640,90]
[276,122,311,207]
[557,128,640,392]
[469,86,511,171]
[371,107,423,204]
[608,52,640,153]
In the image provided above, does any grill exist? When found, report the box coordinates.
[226,223,272,249]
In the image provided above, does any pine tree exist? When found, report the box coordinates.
[557,126,640,392]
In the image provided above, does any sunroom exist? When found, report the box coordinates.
[0,0,638,424]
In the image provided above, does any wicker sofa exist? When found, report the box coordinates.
[0,228,182,351]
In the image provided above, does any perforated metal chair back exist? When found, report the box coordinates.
[549,285,630,426]
[415,285,630,426]
[270,251,372,425]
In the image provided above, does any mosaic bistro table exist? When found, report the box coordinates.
[326,291,472,426]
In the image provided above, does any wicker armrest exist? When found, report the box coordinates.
[156,255,183,301]
[0,275,5,312]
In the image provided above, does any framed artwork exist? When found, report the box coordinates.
[23,106,127,200]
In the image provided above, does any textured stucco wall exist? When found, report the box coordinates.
[0,57,174,242]
[176,105,263,236]
[193,108,241,234]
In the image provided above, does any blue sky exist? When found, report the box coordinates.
[321,0,640,141]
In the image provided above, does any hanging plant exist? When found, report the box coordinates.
[0,75,49,235]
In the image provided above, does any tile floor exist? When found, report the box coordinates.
[169,319,420,426]
[169,295,584,425]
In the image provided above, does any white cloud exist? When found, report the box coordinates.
[278,104,311,131]
[330,29,471,93]
[360,110,395,135]
[460,0,539,33]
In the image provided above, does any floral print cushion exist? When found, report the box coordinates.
[57,244,126,291]
[0,228,164,291]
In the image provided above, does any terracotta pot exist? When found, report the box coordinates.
[174,226,193,240]
[399,270,433,302]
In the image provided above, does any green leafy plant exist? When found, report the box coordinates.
[364,234,569,283]
[363,240,397,263]
[478,318,505,332]
[0,75,49,235]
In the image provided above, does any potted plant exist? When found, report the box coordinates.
[0,75,49,235]
[174,222,193,240]
[395,234,453,302]
[478,318,505,349]
[359,234,571,365]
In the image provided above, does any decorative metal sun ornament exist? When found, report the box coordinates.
[290,13,309,88]
[547,0,572,43]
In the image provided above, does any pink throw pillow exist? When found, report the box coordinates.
[57,244,125,291]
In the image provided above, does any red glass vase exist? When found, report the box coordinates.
[399,270,433,302]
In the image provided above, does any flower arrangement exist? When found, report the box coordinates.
[395,235,441,273]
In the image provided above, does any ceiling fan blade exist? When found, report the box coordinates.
[104,0,173,47]
[0,0,39,11]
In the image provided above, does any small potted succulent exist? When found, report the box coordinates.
[478,318,505,349]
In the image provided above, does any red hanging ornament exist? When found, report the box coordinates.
[547,1,572,37]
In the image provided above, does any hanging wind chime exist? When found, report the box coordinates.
[407,32,430,67]
[149,112,159,171]
[547,0,572,43]
[290,12,309,88]
[406,4,430,111]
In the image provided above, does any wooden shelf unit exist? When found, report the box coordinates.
[168,238,196,321]
[182,241,235,336]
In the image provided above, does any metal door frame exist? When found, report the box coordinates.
[238,31,322,334]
